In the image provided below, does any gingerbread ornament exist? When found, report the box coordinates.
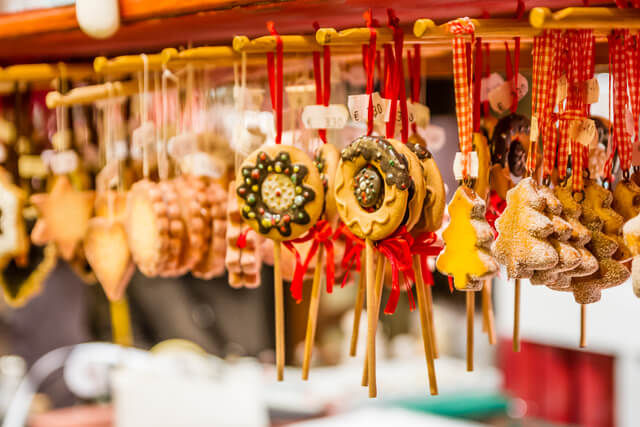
[31,176,94,261]
[389,138,426,231]
[314,143,340,227]
[192,178,227,280]
[492,177,558,279]
[623,214,640,297]
[0,168,28,268]
[408,140,446,233]
[472,133,491,201]
[490,113,531,178]
[436,186,498,291]
[612,178,640,221]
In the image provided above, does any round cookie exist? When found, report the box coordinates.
[388,139,426,231]
[314,144,340,226]
[408,140,446,233]
[236,145,324,241]
[126,180,170,277]
[335,136,411,241]
[490,113,530,178]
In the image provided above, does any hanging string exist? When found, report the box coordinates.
[266,21,284,144]
[447,17,475,179]
[389,9,409,144]
[312,22,331,144]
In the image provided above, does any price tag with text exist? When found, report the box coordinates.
[583,78,599,104]
[530,115,539,143]
[302,104,349,129]
[348,92,389,124]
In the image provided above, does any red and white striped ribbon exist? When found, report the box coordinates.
[557,33,572,180]
[626,34,640,145]
[447,17,474,179]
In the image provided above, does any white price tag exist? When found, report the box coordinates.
[633,139,640,166]
[570,119,597,147]
[583,78,599,104]
[233,87,265,111]
[301,104,349,129]
[424,124,446,152]
[285,84,316,110]
[530,115,539,143]
[626,108,636,137]
[49,150,79,175]
[409,101,430,129]
[453,151,479,180]
[481,73,505,103]
[347,92,389,124]
[556,75,568,105]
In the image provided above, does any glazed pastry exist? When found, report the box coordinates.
[612,179,640,221]
[314,143,340,227]
[335,136,411,240]
[389,139,426,231]
[236,145,324,241]
[490,113,531,178]
[408,140,446,233]
[125,180,170,277]
[31,176,94,261]
[436,186,498,291]
[492,177,558,279]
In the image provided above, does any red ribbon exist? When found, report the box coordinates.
[332,222,364,287]
[407,45,421,134]
[485,190,507,234]
[312,22,331,144]
[410,231,444,288]
[236,227,251,249]
[473,37,483,132]
[363,10,377,137]
[376,226,415,315]
[388,9,409,143]
[266,22,283,144]
[284,220,336,303]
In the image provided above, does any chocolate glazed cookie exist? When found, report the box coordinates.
[490,113,531,178]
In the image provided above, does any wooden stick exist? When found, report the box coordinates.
[364,239,377,397]
[466,291,475,372]
[483,280,497,345]
[302,249,325,380]
[413,256,438,395]
[273,241,285,381]
[350,251,366,357]
[481,282,488,333]
[580,304,587,348]
[362,254,385,388]
[425,282,438,359]
[110,297,133,347]
[513,278,521,353]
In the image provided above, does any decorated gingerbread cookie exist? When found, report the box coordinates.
[314,143,340,227]
[408,140,446,233]
[490,113,530,178]
[335,136,411,241]
[389,138,426,231]
[472,133,491,201]
[492,177,558,279]
[612,179,640,221]
[236,145,323,241]
[436,186,498,291]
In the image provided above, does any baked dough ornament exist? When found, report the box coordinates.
[408,138,446,233]
[623,214,640,297]
[436,186,498,291]
[30,175,94,261]
[472,133,491,201]
[314,143,340,227]
[192,177,227,280]
[492,177,558,278]
[612,178,640,221]
[490,113,531,179]
[0,168,28,268]
[226,181,261,288]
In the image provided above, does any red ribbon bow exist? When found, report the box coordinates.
[284,220,335,303]
[485,190,506,234]
[332,222,364,287]
[376,226,416,315]
[410,231,444,288]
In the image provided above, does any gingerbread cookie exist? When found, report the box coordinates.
[612,179,640,221]
[236,145,324,241]
[623,214,640,297]
[436,186,498,291]
[0,168,28,268]
[192,179,227,280]
[492,177,558,279]
[408,141,446,233]
[490,113,530,178]
[314,144,340,227]
[389,139,426,231]
[489,164,514,200]
[472,133,491,201]
[125,180,170,277]
[335,136,411,240]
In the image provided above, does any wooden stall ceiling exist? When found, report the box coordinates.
[0,0,615,64]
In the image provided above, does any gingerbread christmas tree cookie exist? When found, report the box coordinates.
[493,177,558,279]
[436,186,498,291]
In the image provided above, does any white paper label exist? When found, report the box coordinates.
[584,78,599,104]
[481,73,505,103]
[347,92,389,124]
[556,75,568,105]
[530,116,539,143]
[301,104,349,129]
[285,84,316,110]
[49,150,79,175]
[424,124,446,152]
[410,101,430,129]
[488,74,528,114]
[570,119,597,147]
[233,87,265,111]
[632,139,640,166]
[453,151,479,180]
[626,108,636,137]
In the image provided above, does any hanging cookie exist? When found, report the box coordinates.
[492,177,558,278]
[125,180,170,277]
[623,214,640,297]
[436,186,498,291]
[490,113,531,178]
[408,141,446,233]
[192,178,227,280]
[612,178,640,221]
[335,135,411,241]
[472,133,491,201]
[0,168,28,268]
[389,138,426,231]
[314,143,340,228]
[236,145,324,242]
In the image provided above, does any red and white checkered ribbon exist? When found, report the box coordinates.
[557,33,572,180]
[447,17,475,179]
[626,34,640,146]
[604,30,631,177]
